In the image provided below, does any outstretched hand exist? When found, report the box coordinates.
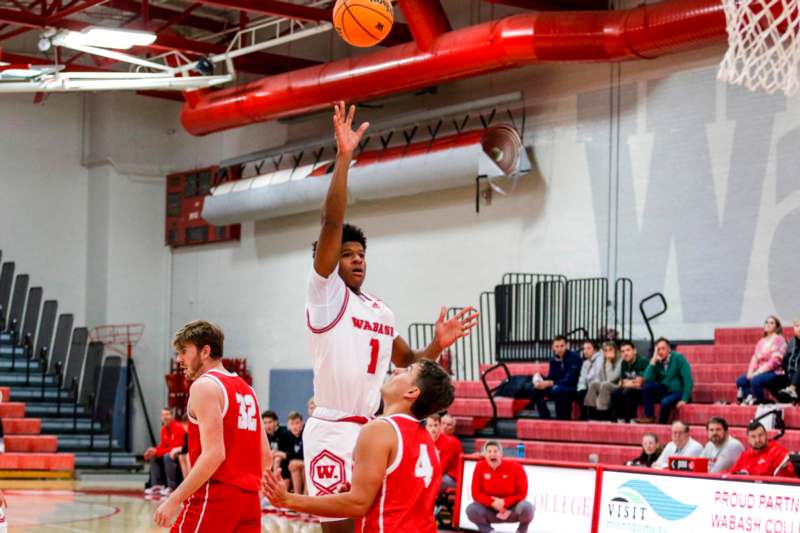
[434,306,479,351]
[333,101,369,157]
[262,469,289,509]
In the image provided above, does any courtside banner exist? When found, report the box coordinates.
[598,469,800,533]
[456,458,595,532]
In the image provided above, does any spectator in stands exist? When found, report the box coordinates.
[466,441,534,533]
[307,397,316,417]
[700,417,744,473]
[652,420,704,469]
[612,341,649,423]
[583,341,622,421]
[530,336,582,420]
[776,319,800,402]
[637,338,693,424]
[441,414,457,437]
[144,407,186,496]
[728,421,795,477]
[626,432,663,467]
[263,410,289,450]
[576,341,603,420]
[736,315,787,405]
[426,414,463,489]
[168,414,191,480]
[276,411,305,494]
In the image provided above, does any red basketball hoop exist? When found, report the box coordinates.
[89,323,145,358]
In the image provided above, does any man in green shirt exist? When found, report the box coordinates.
[611,340,649,422]
[637,338,694,424]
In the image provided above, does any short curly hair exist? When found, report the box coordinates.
[172,320,224,359]
[410,360,455,420]
[312,223,367,257]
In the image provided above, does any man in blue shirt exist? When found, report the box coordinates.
[530,336,582,420]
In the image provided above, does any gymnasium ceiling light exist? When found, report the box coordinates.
[53,27,157,50]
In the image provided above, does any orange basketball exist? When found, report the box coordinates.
[333,0,394,48]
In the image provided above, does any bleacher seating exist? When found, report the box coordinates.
[0,251,139,474]
[453,326,799,465]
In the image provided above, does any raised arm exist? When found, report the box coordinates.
[313,102,370,278]
[154,379,225,527]
[392,306,480,368]
[263,419,394,518]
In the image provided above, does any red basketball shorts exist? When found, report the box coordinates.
[170,480,260,533]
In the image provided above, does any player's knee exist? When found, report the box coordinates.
[515,501,535,522]
[466,502,486,522]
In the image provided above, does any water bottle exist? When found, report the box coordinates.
[517,443,525,458]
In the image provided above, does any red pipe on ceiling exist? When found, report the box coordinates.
[181,0,727,136]
[398,0,452,51]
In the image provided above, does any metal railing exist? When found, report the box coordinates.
[407,272,637,381]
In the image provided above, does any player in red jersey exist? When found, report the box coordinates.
[154,320,271,532]
[263,359,455,533]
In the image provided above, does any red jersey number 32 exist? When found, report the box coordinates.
[236,393,258,431]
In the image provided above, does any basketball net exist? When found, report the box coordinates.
[717,0,800,96]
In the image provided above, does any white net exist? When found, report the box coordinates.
[717,0,800,95]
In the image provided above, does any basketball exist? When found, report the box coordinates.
[333,0,394,48]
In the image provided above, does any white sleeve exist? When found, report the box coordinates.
[306,268,348,332]
[653,444,673,469]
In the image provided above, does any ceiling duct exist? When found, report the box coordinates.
[202,124,529,225]
[181,0,728,135]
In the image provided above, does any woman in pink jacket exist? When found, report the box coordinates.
[736,316,787,405]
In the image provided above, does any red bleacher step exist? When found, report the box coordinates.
[2,418,41,435]
[715,327,795,346]
[449,398,528,418]
[479,363,549,377]
[0,387,9,401]
[0,403,25,418]
[678,404,800,429]
[4,435,58,453]
[0,453,74,471]
[516,419,800,450]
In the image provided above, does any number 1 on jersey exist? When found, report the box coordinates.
[368,338,379,374]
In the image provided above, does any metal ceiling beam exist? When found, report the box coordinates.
[106,0,228,33]
[481,0,608,10]
[0,8,319,74]
[151,31,320,73]
[193,0,413,45]
[193,0,331,21]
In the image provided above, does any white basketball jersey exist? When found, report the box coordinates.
[306,270,397,417]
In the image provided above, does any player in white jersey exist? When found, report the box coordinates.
[304,102,479,533]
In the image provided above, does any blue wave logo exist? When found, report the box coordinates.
[614,480,698,521]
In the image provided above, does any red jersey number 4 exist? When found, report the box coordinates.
[415,444,434,488]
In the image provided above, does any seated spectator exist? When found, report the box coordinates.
[583,341,622,421]
[637,338,693,424]
[700,417,744,473]
[168,414,191,480]
[466,441,534,533]
[576,341,603,420]
[736,315,787,405]
[144,408,186,496]
[263,410,289,473]
[652,420,704,469]
[612,341,648,423]
[277,411,305,494]
[776,319,800,402]
[426,414,463,489]
[307,397,316,417]
[626,432,663,467]
[728,421,795,477]
[441,414,456,437]
[530,336,582,420]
